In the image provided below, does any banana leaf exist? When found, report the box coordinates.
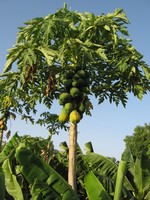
[0,166,5,200]
[84,141,94,153]
[2,158,24,200]
[0,132,20,163]
[84,171,111,200]
[15,144,79,200]
[114,160,127,200]
[85,152,133,191]
[133,155,150,199]
[124,150,150,199]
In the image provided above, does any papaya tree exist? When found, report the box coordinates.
[0,4,150,191]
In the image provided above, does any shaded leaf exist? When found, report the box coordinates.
[0,166,5,200]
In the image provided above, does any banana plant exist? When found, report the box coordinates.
[84,147,150,200]
[127,153,150,199]
[52,141,134,199]
[84,148,134,200]
[0,133,23,199]
[1,134,150,199]
[15,144,79,200]
[0,133,79,200]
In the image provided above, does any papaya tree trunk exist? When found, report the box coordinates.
[68,122,78,191]
[0,130,3,152]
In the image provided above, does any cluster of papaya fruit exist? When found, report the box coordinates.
[0,114,7,131]
[58,68,89,124]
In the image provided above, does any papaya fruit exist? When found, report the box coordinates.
[77,70,86,78]
[69,110,81,124]
[78,78,85,87]
[70,87,80,98]
[0,124,4,130]
[64,102,73,113]
[0,120,4,126]
[78,102,85,113]
[65,70,75,79]
[63,79,72,89]
[72,80,79,87]
[59,93,72,105]
[59,108,69,123]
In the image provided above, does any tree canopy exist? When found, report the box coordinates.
[124,123,150,158]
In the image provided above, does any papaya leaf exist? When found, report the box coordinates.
[4,46,23,72]
[38,46,57,66]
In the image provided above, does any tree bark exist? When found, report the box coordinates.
[0,130,3,152]
[68,122,78,191]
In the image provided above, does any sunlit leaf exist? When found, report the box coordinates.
[38,46,57,65]
[2,159,24,200]
[104,25,110,31]
[84,171,111,200]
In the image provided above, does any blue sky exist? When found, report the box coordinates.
[0,0,150,160]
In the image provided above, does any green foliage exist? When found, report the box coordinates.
[0,133,20,162]
[36,112,69,134]
[51,141,134,199]
[84,141,94,153]
[84,152,133,198]
[0,133,79,199]
[114,160,127,200]
[2,158,24,200]
[0,133,150,199]
[0,166,5,199]
[15,145,79,200]
[129,154,150,199]
[124,123,150,158]
[84,172,111,200]
[84,147,150,200]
